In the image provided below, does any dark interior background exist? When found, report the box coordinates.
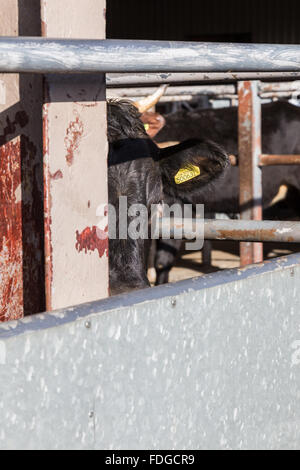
[107,0,300,44]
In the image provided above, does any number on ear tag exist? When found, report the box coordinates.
[175,165,201,185]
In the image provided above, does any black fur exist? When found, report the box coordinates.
[107,100,229,295]
[158,139,229,201]
[107,99,147,143]
[154,101,300,285]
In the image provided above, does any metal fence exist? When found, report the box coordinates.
[0,37,300,283]
[2,37,300,265]
[1,37,300,449]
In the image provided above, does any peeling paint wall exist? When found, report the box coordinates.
[0,1,23,322]
[42,0,109,311]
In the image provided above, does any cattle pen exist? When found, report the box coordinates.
[1,1,300,451]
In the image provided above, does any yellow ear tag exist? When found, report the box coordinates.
[144,124,150,131]
[175,165,201,185]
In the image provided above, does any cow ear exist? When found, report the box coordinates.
[158,139,229,199]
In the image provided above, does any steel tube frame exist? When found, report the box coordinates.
[107,72,300,87]
[260,154,300,166]
[1,38,300,73]
[107,82,300,99]
[107,84,236,98]
[161,219,300,244]
[1,37,300,273]
[229,154,300,167]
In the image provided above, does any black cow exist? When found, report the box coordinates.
[107,100,229,295]
[154,101,300,284]
[156,101,300,212]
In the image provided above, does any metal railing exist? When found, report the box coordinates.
[107,72,300,86]
[1,38,300,73]
[107,81,300,99]
[1,37,300,253]
[162,220,300,244]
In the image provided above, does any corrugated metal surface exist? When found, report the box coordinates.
[107,0,300,44]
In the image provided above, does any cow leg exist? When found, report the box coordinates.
[155,239,182,285]
[202,211,214,266]
[202,241,212,266]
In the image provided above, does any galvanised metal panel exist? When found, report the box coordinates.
[0,254,300,450]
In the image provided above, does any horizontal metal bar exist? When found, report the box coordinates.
[108,82,300,101]
[107,84,236,98]
[125,95,237,103]
[1,38,300,73]
[260,154,300,166]
[260,80,300,92]
[108,82,300,98]
[107,72,300,86]
[162,219,300,243]
[261,91,300,98]
[228,155,300,167]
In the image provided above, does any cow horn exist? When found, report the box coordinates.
[270,183,289,206]
[134,85,168,113]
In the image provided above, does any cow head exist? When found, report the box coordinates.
[107,99,229,295]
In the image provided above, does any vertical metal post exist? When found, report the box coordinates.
[41,0,109,311]
[0,0,44,322]
[238,81,263,266]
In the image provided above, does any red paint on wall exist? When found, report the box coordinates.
[50,170,63,180]
[0,140,23,322]
[75,226,109,259]
[64,114,84,166]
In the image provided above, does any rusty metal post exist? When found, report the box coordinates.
[0,0,44,322]
[41,0,109,311]
[238,81,263,266]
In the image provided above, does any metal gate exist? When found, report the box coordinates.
[0,2,300,449]
[0,254,300,449]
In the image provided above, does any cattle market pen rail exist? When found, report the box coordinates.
[108,78,300,266]
[0,36,300,450]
